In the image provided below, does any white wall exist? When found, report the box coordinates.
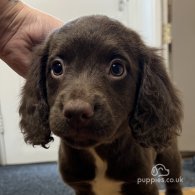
[23,0,119,22]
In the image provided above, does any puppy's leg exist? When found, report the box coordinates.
[119,146,159,195]
[156,140,183,195]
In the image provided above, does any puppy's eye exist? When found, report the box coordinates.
[51,59,64,77]
[110,60,125,77]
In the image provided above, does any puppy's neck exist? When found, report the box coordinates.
[95,130,133,157]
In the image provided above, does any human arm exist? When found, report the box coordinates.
[0,0,63,77]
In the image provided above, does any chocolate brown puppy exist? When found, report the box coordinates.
[19,16,183,195]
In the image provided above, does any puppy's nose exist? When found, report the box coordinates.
[64,100,94,128]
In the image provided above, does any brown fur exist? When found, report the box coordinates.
[19,16,183,195]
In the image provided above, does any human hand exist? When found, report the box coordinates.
[0,1,63,77]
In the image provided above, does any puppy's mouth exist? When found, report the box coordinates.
[64,136,99,149]
[62,127,111,149]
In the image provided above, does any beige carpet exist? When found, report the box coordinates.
[160,188,195,195]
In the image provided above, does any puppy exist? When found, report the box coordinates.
[19,16,183,195]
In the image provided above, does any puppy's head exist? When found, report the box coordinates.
[19,16,182,150]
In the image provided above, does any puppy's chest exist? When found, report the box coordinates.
[89,149,123,195]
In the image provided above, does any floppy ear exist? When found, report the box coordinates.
[19,43,53,148]
[130,48,183,150]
